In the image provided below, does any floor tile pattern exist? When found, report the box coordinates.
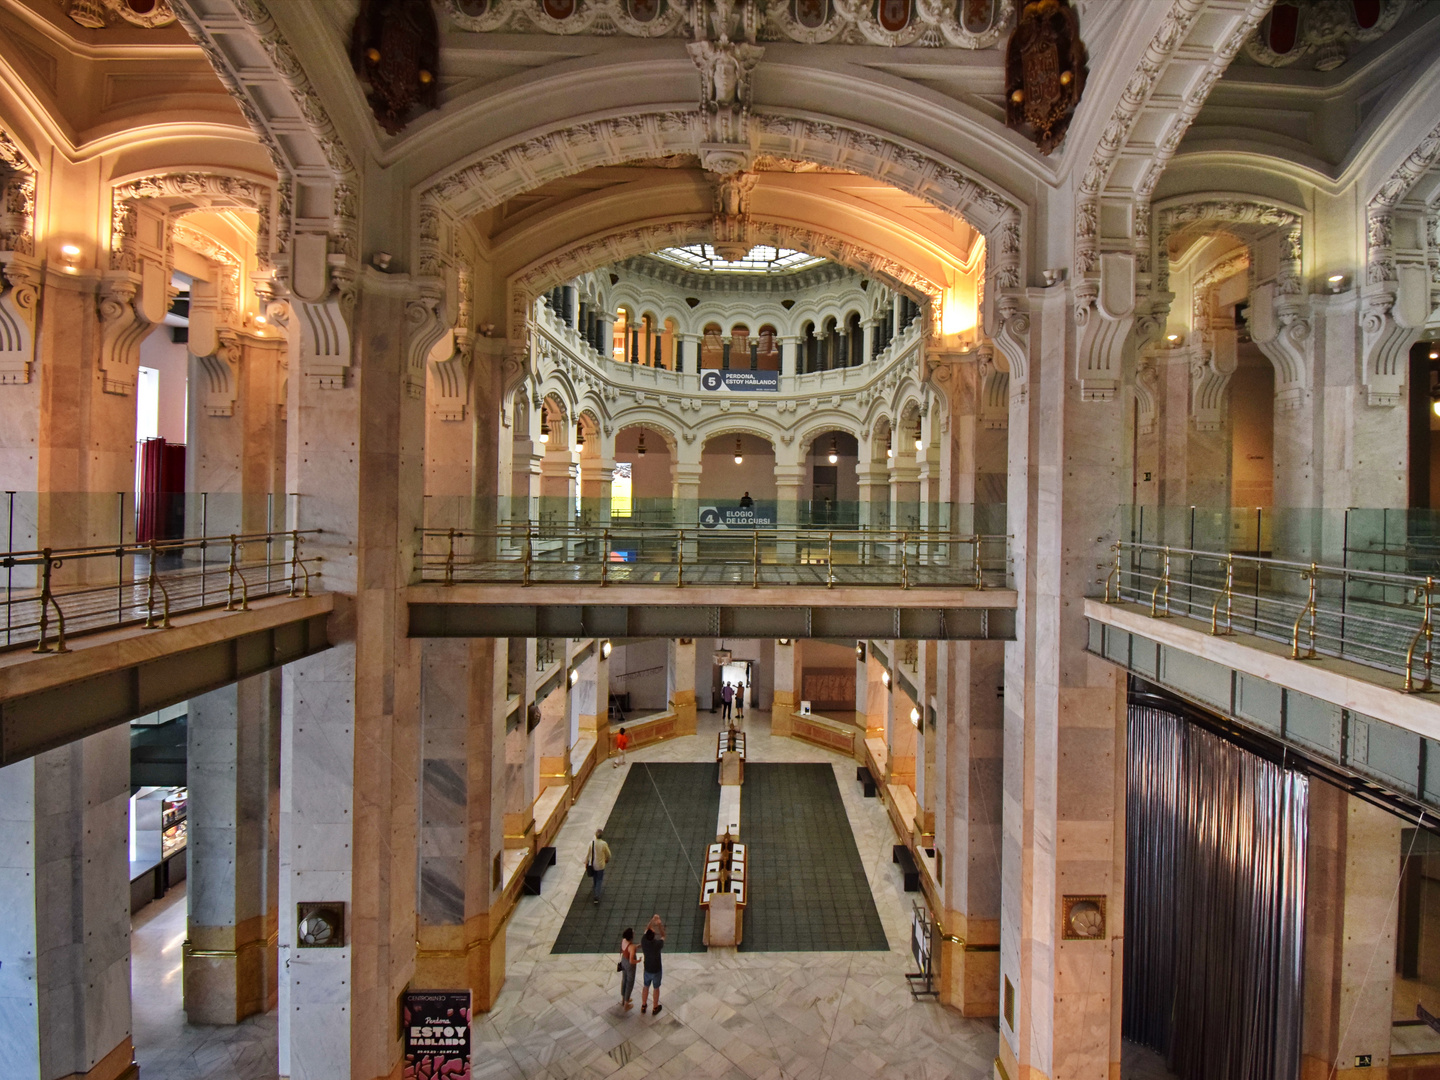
[738,763,888,953]
[551,762,720,954]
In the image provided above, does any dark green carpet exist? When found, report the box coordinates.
[738,763,889,952]
[551,762,719,953]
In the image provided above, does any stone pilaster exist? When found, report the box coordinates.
[0,727,136,1080]
[415,638,509,1011]
[184,671,281,1025]
[278,271,425,1080]
[935,639,1004,1017]
[999,285,1126,1080]
[1300,783,1402,1080]
[670,637,697,735]
[771,638,797,736]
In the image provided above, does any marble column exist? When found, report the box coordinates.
[538,446,575,525]
[537,675,572,792]
[277,271,425,1080]
[770,639,797,737]
[935,639,1003,1016]
[0,726,135,1080]
[576,646,611,755]
[415,638,509,1010]
[184,671,281,1025]
[857,459,890,531]
[889,451,921,532]
[779,335,799,377]
[999,285,1127,1080]
[672,458,702,529]
[917,640,938,844]
[1301,782,1402,1080]
[669,638,697,735]
[503,639,538,851]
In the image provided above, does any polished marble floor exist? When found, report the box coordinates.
[128,704,1176,1079]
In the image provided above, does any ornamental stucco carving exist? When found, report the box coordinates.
[1241,0,1409,71]
[0,130,35,257]
[439,0,1010,48]
[0,253,40,385]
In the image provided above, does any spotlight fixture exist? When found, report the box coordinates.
[1433,398,1440,419]
[855,643,863,657]
[254,314,267,325]
[569,668,579,686]
[734,436,743,465]
[637,430,647,456]
[1327,273,1347,293]
[1166,333,1179,342]
[828,436,838,465]
[538,411,550,444]
[777,638,790,646]
[882,671,891,688]
[910,706,921,728]
[1430,348,1438,360]
[60,243,80,272]
[600,640,612,659]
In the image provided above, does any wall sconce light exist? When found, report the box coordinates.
[1165,333,1180,344]
[539,411,550,444]
[1327,273,1347,293]
[882,671,891,688]
[600,640,612,659]
[734,437,743,465]
[569,668,579,686]
[1429,346,1438,360]
[61,243,80,272]
[910,706,921,728]
[828,436,838,465]
[886,434,894,459]
[777,638,790,646]
[856,643,863,657]
[637,430,647,456]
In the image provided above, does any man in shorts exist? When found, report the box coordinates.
[639,920,665,1015]
[613,727,629,767]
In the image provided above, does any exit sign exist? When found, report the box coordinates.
[1355,1055,1372,1068]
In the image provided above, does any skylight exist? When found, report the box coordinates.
[650,244,826,274]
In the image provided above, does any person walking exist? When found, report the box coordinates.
[586,829,611,904]
[613,727,629,768]
[734,681,745,721]
[639,919,665,1016]
[617,928,637,1011]
[720,681,733,722]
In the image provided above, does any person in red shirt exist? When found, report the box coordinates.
[613,727,629,767]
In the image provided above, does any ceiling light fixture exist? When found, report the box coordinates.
[882,671,891,688]
[600,640,612,659]
[886,433,894,459]
[539,411,550,444]
[255,314,267,325]
[734,437,743,465]
[828,436,838,465]
[914,420,923,452]
[910,706,921,728]
[569,668,579,686]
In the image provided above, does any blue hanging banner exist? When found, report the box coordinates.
[700,370,779,392]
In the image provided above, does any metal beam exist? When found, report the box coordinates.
[0,612,331,767]
[408,603,1015,641]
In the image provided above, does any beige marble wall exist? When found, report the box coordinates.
[1000,286,1127,1080]
[415,638,509,1011]
[184,671,281,1025]
[1302,781,1402,1080]
[0,725,135,1080]
[277,275,425,1080]
[936,639,1004,1016]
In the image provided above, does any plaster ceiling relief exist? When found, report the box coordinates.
[66,0,179,29]
[439,0,1012,47]
[1237,0,1410,71]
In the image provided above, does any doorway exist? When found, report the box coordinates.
[721,659,753,712]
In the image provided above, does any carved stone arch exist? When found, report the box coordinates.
[1362,116,1440,408]
[794,419,863,459]
[507,215,949,346]
[0,125,40,385]
[1154,196,1309,407]
[615,418,681,457]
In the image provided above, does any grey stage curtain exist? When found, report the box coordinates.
[1123,705,1307,1080]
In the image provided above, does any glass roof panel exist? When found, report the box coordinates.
[649,244,827,273]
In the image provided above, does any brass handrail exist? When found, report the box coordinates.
[144,540,172,629]
[1149,547,1171,617]
[1290,563,1318,660]
[1405,577,1434,692]
[32,549,67,654]
[1209,554,1234,636]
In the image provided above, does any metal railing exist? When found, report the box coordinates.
[1103,540,1438,690]
[2,530,323,654]
[418,524,1010,590]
